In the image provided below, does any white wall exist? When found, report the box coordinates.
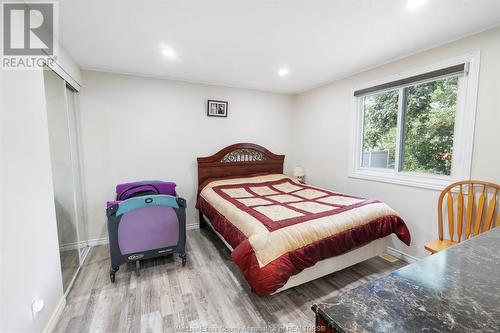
[0,69,64,332]
[292,27,500,259]
[0,9,81,329]
[78,70,294,240]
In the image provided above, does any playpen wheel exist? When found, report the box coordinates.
[110,271,115,283]
[180,254,187,266]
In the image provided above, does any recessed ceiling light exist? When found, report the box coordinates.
[407,0,429,10]
[278,68,289,77]
[160,43,177,60]
[162,48,176,59]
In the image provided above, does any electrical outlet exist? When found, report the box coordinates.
[31,298,44,322]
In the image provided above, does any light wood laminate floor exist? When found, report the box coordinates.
[55,229,406,333]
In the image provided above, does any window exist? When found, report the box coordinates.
[401,76,458,175]
[361,89,399,170]
[351,54,480,190]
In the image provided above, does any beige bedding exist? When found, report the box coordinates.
[199,174,403,267]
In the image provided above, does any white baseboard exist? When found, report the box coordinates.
[186,223,199,230]
[87,237,108,247]
[386,246,419,263]
[59,240,87,252]
[43,296,66,333]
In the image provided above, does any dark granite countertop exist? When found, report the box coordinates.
[313,228,500,333]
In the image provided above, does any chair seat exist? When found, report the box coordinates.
[424,239,458,254]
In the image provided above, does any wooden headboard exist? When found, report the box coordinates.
[197,143,285,187]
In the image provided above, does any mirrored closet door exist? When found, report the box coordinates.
[43,68,88,292]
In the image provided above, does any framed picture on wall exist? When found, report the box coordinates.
[207,100,228,117]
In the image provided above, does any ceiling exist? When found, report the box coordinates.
[59,0,500,94]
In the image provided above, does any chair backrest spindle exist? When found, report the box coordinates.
[465,183,474,239]
[447,192,454,241]
[474,186,486,236]
[438,180,499,244]
[483,189,498,232]
[457,185,464,242]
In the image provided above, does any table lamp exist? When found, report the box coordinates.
[293,166,305,183]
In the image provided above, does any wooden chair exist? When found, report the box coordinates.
[425,180,500,254]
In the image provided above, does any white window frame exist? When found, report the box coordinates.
[349,52,480,191]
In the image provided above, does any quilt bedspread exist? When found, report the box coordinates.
[196,174,410,295]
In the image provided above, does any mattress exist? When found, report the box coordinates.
[196,174,410,295]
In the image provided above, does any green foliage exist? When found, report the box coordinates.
[403,77,457,175]
[363,90,398,166]
[362,76,458,175]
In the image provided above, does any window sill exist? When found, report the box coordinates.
[348,170,454,191]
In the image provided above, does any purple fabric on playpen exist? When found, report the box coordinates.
[118,206,179,254]
[116,181,176,200]
[106,181,177,207]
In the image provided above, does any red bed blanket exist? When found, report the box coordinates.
[196,174,410,295]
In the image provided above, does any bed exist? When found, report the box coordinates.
[196,143,410,295]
